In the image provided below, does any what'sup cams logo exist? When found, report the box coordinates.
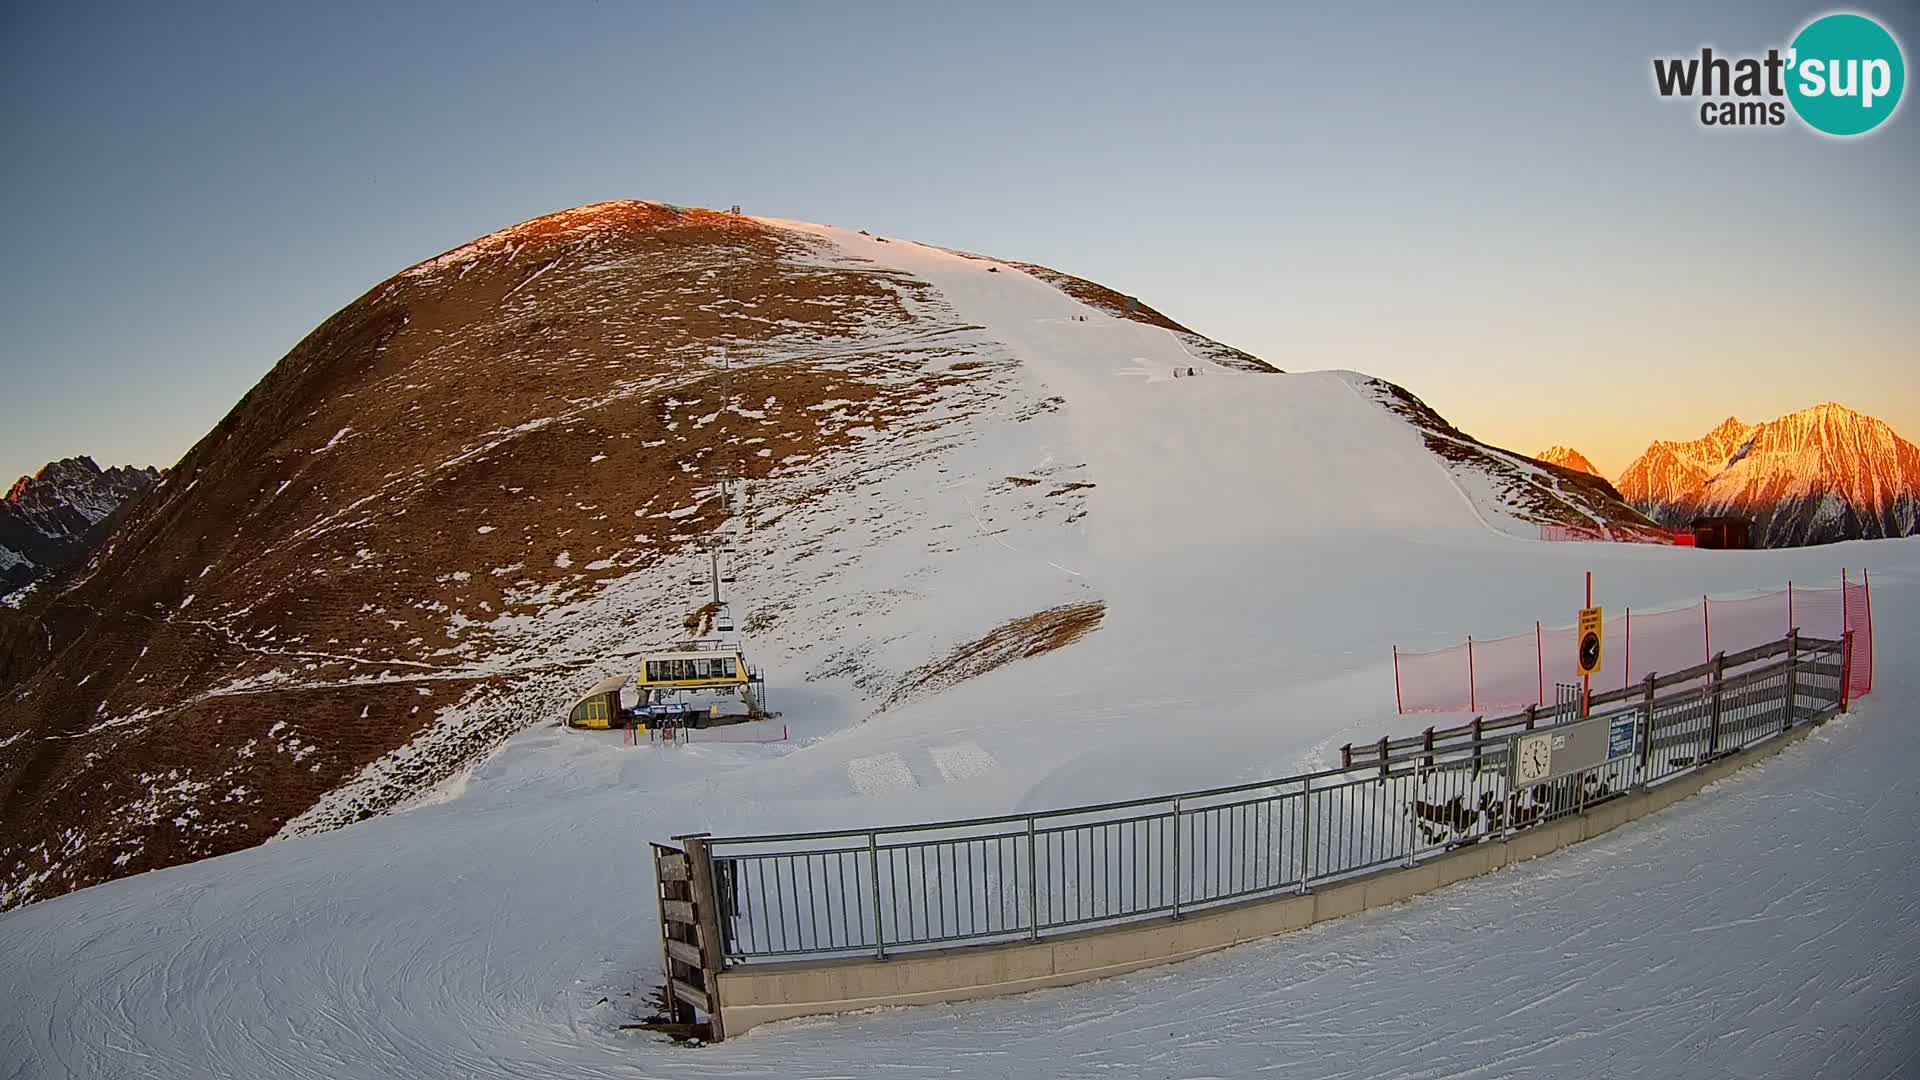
[1653,12,1905,135]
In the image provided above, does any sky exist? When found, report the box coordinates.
[2,0,1915,483]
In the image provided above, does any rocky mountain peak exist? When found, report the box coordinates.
[1616,404,1920,546]
[1535,446,1600,476]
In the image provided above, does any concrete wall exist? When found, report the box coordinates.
[716,716,1828,1037]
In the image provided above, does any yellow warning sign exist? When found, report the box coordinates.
[1577,606,1604,676]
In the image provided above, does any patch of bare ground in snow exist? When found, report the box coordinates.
[884,601,1105,709]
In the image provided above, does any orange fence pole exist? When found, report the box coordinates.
[1863,569,1874,694]
[1535,621,1544,707]
[1702,595,1711,669]
[1467,637,1477,713]
[1583,572,1591,715]
[1393,646,1403,715]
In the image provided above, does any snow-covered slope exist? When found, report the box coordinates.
[0,206,1914,1078]
[0,203,1659,909]
[0,506,1911,1080]
[1618,405,1920,545]
[0,457,159,596]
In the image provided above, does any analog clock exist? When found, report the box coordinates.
[1514,732,1553,785]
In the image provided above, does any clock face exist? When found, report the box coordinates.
[1515,733,1552,783]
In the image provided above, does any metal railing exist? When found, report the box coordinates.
[688,631,1850,965]
[1352,629,1836,768]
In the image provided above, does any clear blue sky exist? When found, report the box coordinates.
[3,1,1915,482]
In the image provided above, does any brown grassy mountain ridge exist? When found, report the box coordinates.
[0,200,1660,908]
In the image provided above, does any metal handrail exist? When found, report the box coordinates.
[684,629,1848,964]
[710,633,1839,846]
[1348,633,1840,766]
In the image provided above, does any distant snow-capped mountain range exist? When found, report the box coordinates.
[1610,404,1920,546]
[1,457,161,596]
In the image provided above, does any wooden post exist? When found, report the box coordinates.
[651,843,698,1027]
[1783,629,1799,731]
[1377,735,1389,780]
[1707,653,1725,758]
[1524,704,1537,731]
[1422,726,1435,770]
[1470,715,1484,777]
[653,837,732,1039]
[1340,744,1352,770]
[679,834,728,1041]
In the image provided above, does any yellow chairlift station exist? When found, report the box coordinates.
[635,644,750,692]
[567,674,629,730]
[563,542,769,730]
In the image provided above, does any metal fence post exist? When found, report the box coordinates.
[1708,652,1725,757]
[1405,756,1420,868]
[1638,672,1657,783]
[867,831,884,959]
[1025,815,1039,940]
[1296,778,1312,893]
[1170,797,1183,918]
[1839,630,1854,712]
[1782,629,1799,731]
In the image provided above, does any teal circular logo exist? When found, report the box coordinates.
[1786,13,1905,136]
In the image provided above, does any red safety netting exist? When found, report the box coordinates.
[1847,577,1874,697]
[1394,572,1875,714]
[1709,592,1791,657]
[1793,585,1848,651]
[1394,641,1471,713]
[1794,581,1874,698]
[1470,631,1543,713]
[1539,523,1679,544]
